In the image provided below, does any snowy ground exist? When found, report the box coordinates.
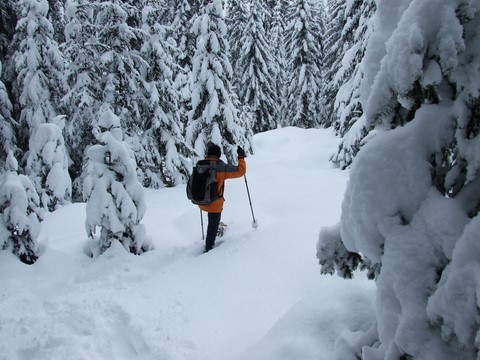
[0,127,376,360]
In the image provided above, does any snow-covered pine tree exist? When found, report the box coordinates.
[284,0,325,128]
[143,0,171,25]
[186,0,202,19]
[64,0,153,194]
[83,107,152,256]
[270,0,289,127]
[14,0,70,208]
[330,0,376,170]
[0,0,17,61]
[186,0,252,162]
[237,0,277,133]
[0,0,19,119]
[322,0,347,128]
[46,0,66,44]
[262,0,275,34]
[226,0,250,94]
[26,121,71,211]
[225,1,255,149]
[14,0,65,141]
[92,0,150,171]
[336,0,376,136]
[330,0,409,170]
[171,0,196,129]
[0,151,43,264]
[318,1,480,358]
[139,4,192,187]
[231,90,254,153]
[0,61,17,171]
[62,0,99,198]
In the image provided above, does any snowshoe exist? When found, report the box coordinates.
[217,222,227,237]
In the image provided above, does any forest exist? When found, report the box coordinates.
[0,0,374,261]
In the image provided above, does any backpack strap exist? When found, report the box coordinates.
[202,158,225,199]
[208,160,224,199]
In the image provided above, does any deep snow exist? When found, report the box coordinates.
[0,127,375,360]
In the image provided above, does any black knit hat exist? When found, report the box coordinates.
[207,144,221,158]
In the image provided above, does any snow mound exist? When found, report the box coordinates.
[0,127,375,360]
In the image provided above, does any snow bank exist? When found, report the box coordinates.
[0,127,375,360]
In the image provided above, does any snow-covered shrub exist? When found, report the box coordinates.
[316,224,363,279]
[83,108,152,256]
[0,152,43,264]
[26,122,72,211]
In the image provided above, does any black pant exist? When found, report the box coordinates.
[205,212,221,252]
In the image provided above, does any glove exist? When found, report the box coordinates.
[237,146,246,158]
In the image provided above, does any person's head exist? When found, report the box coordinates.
[207,143,221,158]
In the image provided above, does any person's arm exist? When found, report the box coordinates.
[217,157,246,180]
[217,147,247,180]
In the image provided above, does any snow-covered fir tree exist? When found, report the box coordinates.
[0,151,43,264]
[64,0,155,194]
[13,0,71,209]
[231,90,254,153]
[284,0,325,128]
[226,0,250,94]
[83,107,152,256]
[238,1,277,133]
[318,0,480,358]
[143,0,171,25]
[171,0,196,129]
[0,61,16,171]
[26,121,71,211]
[270,0,289,126]
[186,0,252,161]
[322,0,347,128]
[13,0,65,147]
[139,4,192,187]
[221,5,256,146]
[46,0,66,44]
[0,0,17,61]
[333,0,376,137]
[62,0,99,198]
[237,0,277,133]
[329,0,410,170]
[330,0,376,169]
[261,0,276,34]
[186,0,202,20]
[92,0,149,169]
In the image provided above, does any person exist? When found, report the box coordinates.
[199,143,246,252]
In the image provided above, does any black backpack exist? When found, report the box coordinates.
[186,160,219,205]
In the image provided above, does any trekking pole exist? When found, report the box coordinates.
[200,209,205,240]
[244,175,258,229]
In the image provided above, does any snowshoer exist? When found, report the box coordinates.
[199,143,246,252]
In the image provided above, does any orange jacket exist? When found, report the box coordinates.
[199,156,246,213]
